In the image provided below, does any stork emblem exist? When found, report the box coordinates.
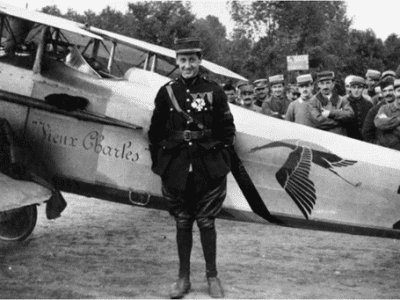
[250,140,360,219]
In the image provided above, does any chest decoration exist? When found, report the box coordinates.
[189,92,213,112]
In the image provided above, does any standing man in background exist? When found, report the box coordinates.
[285,74,315,127]
[262,74,291,119]
[308,71,354,135]
[343,76,373,140]
[148,37,236,299]
[253,78,269,107]
[237,82,262,112]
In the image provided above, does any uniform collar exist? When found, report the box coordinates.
[178,74,200,86]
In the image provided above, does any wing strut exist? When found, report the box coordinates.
[229,149,285,225]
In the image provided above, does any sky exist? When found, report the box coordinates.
[0,0,398,41]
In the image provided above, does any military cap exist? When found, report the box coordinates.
[317,71,335,82]
[174,37,202,54]
[253,78,268,88]
[381,70,396,81]
[296,74,313,85]
[236,80,253,90]
[349,76,365,87]
[269,74,285,86]
[380,77,394,90]
[394,79,400,89]
[344,75,355,85]
[365,69,381,80]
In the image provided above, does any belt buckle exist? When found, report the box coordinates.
[183,130,191,141]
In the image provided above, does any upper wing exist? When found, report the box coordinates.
[88,26,247,81]
[0,2,103,40]
[275,146,316,219]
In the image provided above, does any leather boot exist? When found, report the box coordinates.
[207,276,224,298]
[169,277,191,299]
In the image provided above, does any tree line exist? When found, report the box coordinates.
[42,1,400,89]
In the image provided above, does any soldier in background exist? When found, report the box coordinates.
[285,74,315,127]
[262,74,291,119]
[222,83,237,104]
[253,78,269,107]
[343,76,373,140]
[364,69,381,99]
[286,84,300,101]
[237,82,262,113]
[308,71,354,135]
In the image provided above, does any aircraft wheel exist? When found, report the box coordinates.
[0,205,37,241]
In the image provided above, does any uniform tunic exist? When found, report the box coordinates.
[261,95,291,119]
[148,75,236,216]
[285,98,316,127]
[344,95,373,140]
[308,91,354,135]
[374,102,400,150]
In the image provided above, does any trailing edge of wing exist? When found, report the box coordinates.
[88,26,247,81]
[0,2,103,40]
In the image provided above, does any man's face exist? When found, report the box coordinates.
[176,53,201,79]
[394,87,400,107]
[298,83,313,100]
[224,90,236,103]
[318,79,334,96]
[350,84,364,99]
[366,77,378,91]
[286,89,300,101]
[239,86,255,106]
[382,85,395,103]
[254,86,268,100]
[345,83,351,95]
[271,83,284,97]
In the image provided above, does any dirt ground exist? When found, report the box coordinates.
[1,193,399,299]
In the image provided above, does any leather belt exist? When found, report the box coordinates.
[170,130,211,141]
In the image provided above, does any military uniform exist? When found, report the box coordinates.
[148,68,235,298]
[148,74,235,198]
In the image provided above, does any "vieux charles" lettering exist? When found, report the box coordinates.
[32,120,139,162]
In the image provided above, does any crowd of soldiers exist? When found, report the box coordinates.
[222,69,400,150]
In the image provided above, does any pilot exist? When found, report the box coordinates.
[148,37,235,299]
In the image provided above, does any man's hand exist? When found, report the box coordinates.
[321,109,330,118]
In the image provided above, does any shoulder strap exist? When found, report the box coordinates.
[165,85,205,130]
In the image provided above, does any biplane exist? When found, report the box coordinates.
[0,2,399,242]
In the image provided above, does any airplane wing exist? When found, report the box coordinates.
[0,2,103,40]
[88,26,247,81]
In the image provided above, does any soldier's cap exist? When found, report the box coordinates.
[222,83,235,91]
[236,80,252,90]
[394,79,400,89]
[269,74,285,86]
[317,71,335,82]
[365,69,381,80]
[381,70,396,81]
[296,74,313,86]
[253,78,268,89]
[380,77,394,90]
[349,76,365,87]
[344,75,356,86]
[175,37,202,54]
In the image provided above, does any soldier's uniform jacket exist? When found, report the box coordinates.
[148,75,236,192]
[308,91,354,135]
[261,95,291,119]
[343,95,373,140]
